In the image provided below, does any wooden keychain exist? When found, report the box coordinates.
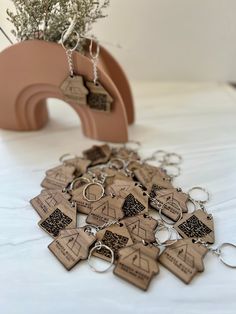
[83,144,111,166]
[106,179,137,200]
[133,150,178,193]
[159,237,236,284]
[149,187,191,222]
[111,142,141,162]
[41,163,76,190]
[29,143,236,292]
[92,220,134,262]
[60,30,89,104]
[113,225,179,290]
[59,153,91,176]
[86,194,125,226]
[121,183,149,217]
[71,221,116,273]
[159,238,208,284]
[71,169,114,214]
[121,213,159,243]
[174,187,215,244]
[113,241,160,291]
[38,202,77,238]
[85,38,113,112]
[30,189,71,219]
[41,153,91,190]
[48,226,97,270]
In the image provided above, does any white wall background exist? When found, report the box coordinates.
[1,0,236,81]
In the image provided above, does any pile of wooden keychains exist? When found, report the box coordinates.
[30,143,236,291]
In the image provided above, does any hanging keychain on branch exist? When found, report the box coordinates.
[86,38,113,112]
[60,30,88,104]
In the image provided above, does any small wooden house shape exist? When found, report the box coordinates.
[60,75,88,105]
[86,195,124,226]
[86,81,113,112]
[159,238,207,284]
[114,242,160,291]
[123,214,158,243]
[42,164,75,189]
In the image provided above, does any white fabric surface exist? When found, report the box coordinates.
[1,82,236,314]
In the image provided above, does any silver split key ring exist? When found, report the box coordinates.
[218,243,236,268]
[88,241,114,273]
[83,181,105,202]
[193,239,236,268]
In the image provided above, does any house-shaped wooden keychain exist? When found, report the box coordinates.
[114,242,160,290]
[61,75,88,105]
[86,81,113,112]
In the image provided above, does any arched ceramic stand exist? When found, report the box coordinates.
[0,40,135,142]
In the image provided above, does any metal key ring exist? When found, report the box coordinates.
[161,164,181,178]
[59,153,79,164]
[83,182,104,202]
[188,186,210,204]
[61,30,80,51]
[69,177,90,190]
[124,140,141,152]
[155,224,172,246]
[163,152,182,166]
[151,150,167,163]
[186,198,197,213]
[218,243,236,268]
[88,241,114,273]
[89,38,100,60]
[108,158,126,170]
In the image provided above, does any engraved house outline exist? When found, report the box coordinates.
[61,232,82,257]
[168,242,204,271]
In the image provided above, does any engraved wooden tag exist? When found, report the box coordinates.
[150,188,188,221]
[93,224,133,262]
[86,81,113,112]
[86,195,124,226]
[83,144,111,165]
[38,203,77,238]
[121,185,149,217]
[134,164,172,192]
[106,179,136,200]
[48,227,96,270]
[102,170,134,192]
[111,147,140,161]
[61,75,88,105]
[30,189,71,219]
[122,214,158,243]
[174,209,215,244]
[63,157,91,176]
[46,164,76,177]
[150,173,173,191]
[42,165,76,190]
[114,242,160,291]
[71,185,92,214]
[159,238,208,284]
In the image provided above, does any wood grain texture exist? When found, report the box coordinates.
[0,82,236,314]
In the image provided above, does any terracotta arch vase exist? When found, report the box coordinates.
[0,40,135,142]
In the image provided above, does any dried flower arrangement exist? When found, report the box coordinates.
[6,0,109,50]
